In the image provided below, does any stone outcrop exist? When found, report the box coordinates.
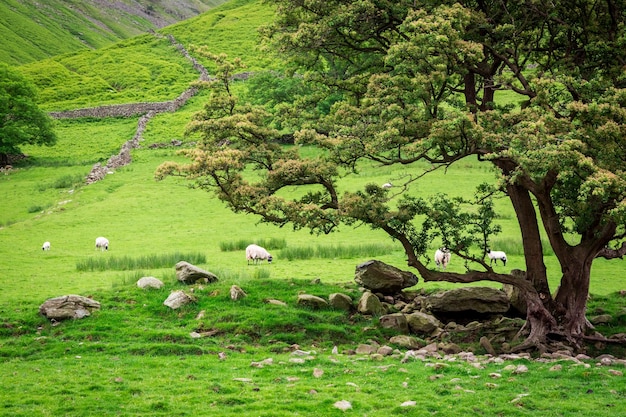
[175,261,218,284]
[354,260,418,294]
[424,287,510,314]
[39,295,101,320]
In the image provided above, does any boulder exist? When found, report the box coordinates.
[328,293,353,311]
[296,294,329,309]
[425,287,510,314]
[175,261,218,284]
[230,285,247,301]
[163,290,196,309]
[354,260,418,294]
[357,291,385,316]
[39,295,101,321]
[379,313,410,334]
[406,311,442,334]
[137,276,164,289]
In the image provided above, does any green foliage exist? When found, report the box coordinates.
[0,63,57,164]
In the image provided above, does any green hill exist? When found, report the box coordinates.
[0,0,229,66]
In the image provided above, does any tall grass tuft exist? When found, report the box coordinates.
[488,237,554,256]
[220,238,287,252]
[280,243,395,261]
[76,252,206,272]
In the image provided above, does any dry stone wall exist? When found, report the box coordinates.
[48,33,211,184]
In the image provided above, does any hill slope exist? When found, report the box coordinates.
[0,0,228,66]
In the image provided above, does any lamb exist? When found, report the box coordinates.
[434,247,451,270]
[95,237,109,251]
[246,244,272,265]
[487,248,507,266]
[42,241,51,251]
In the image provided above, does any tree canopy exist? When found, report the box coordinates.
[157,0,626,353]
[0,63,56,166]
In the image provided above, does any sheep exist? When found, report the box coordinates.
[246,244,272,265]
[42,241,51,251]
[487,248,507,266]
[434,247,451,270]
[95,236,109,251]
[381,182,393,189]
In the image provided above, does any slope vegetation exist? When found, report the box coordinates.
[0,0,229,65]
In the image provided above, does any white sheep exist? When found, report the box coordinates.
[487,248,507,266]
[42,241,51,251]
[95,236,109,251]
[246,244,272,265]
[381,182,393,189]
[434,247,451,270]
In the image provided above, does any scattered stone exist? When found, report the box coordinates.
[400,401,416,407]
[379,313,409,334]
[230,285,247,300]
[406,311,442,334]
[590,314,613,325]
[608,369,623,376]
[313,368,324,378]
[480,336,497,356]
[136,276,164,289]
[265,299,288,306]
[333,400,352,411]
[175,261,218,284]
[251,358,273,368]
[329,293,353,311]
[297,294,329,309]
[163,290,196,309]
[357,291,385,316]
[39,295,101,321]
[390,335,423,350]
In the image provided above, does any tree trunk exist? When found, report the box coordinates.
[554,251,593,339]
[504,182,553,305]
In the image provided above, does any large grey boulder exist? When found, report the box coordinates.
[39,295,101,321]
[502,269,529,315]
[355,260,418,294]
[424,287,510,314]
[175,261,218,284]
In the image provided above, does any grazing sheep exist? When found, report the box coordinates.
[434,247,451,270]
[487,248,507,266]
[95,237,109,251]
[382,182,393,189]
[42,241,51,251]
[246,244,272,265]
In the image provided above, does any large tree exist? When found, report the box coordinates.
[0,63,56,166]
[158,1,626,352]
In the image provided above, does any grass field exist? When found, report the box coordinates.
[2,0,626,415]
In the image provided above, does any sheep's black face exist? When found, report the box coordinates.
[268,256,273,263]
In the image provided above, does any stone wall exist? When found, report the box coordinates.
[48,33,210,184]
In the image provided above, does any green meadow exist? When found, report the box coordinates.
[1,0,625,415]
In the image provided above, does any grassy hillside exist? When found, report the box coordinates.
[0,0,229,66]
[16,0,276,111]
[1,1,625,415]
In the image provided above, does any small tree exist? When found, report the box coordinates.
[0,63,56,166]
[158,1,626,352]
